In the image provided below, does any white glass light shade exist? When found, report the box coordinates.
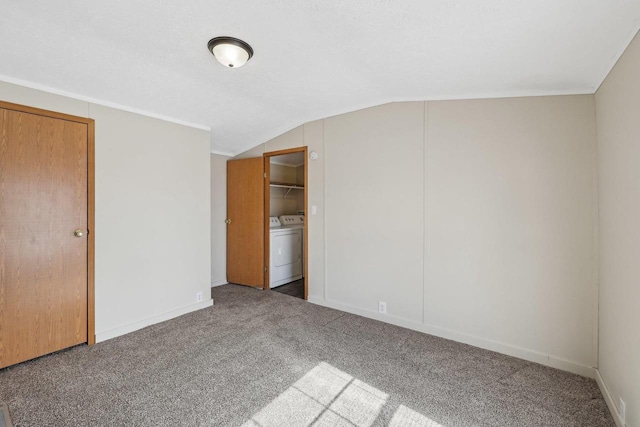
[212,43,250,68]
[208,37,253,69]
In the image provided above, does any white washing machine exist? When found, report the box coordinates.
[269,215,304,288]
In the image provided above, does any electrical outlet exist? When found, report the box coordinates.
[378,301,387,314]
[619,397,626,423]
[196,292,203,303]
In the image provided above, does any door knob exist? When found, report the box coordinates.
[74,229,85,238]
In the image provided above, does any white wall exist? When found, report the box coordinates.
[595,31,640,427]
[269,188,299,216]
[270,163,298,184]
[269,163,304,216]
[324,102,425,323]
[236,97,598,377]
[211,153,229,287]
[0,81,212,342]
[425,97,597,373]
[296,165,304,186]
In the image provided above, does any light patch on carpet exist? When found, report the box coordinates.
[294,362,352,406]
[249,387,325,426]
[0,403,14,427]
[389,405,444,427]
[242,362,445,427]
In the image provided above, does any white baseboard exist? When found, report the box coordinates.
[95,299,214,343]
[596,369,626,427]
[211,279,228,287]
[308,296,595,379]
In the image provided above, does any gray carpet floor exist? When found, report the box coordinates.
[0,284,614,427]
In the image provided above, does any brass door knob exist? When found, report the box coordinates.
[74,229,85,238]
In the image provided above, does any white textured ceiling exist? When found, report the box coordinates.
[1,1,639,155]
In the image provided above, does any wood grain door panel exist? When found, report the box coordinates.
[226,157,264,287]
[0,108,88,368]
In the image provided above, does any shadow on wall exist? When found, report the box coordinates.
[242,361,444,427]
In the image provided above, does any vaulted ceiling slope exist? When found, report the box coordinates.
[1,1,639,155]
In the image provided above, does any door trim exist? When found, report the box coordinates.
[0,100,96,345]
[263,146,308,300]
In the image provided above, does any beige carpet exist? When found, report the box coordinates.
[0,284,614,426]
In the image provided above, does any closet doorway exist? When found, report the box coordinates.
[264,147,307,300]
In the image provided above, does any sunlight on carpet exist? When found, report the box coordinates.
[242,362,444,427]
[0,403,14,427]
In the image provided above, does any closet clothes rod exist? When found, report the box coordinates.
[269,182,304,189]
[269,182,304,198]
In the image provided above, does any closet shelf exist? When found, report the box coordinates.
[270,182,304,190]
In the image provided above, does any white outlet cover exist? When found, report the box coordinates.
[196,292,203,302]
[378,301,387,314]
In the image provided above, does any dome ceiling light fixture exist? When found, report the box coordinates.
[207,36,254,69]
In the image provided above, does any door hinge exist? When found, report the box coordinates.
[264,267,268,272]
[264,173,267,178]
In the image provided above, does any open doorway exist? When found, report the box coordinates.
[263,147,308,300]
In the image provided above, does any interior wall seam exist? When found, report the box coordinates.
[422,101,428,325]
[592,94,601,370]
[322,118,328,301]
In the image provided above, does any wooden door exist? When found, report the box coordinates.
[226,157,264,287]
[0,104,92,368]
